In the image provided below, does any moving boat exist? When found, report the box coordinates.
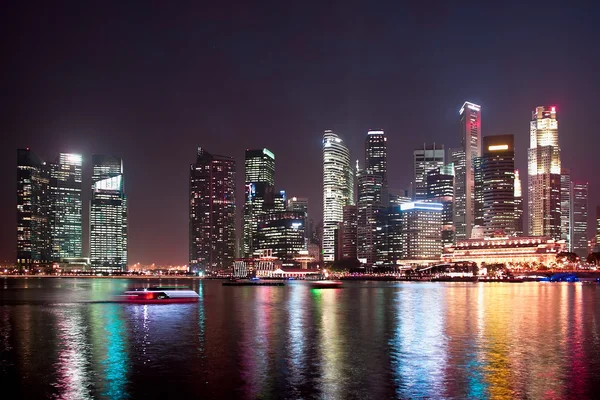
[119,287,200,303]
[309,280,343,289]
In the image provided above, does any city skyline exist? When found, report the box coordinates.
[3,2,600,265]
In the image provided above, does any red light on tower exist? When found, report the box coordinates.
[551,106,556,112]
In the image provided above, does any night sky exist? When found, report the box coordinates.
[2,1,600,265]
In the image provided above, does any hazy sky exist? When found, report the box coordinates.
[2,1,600,264]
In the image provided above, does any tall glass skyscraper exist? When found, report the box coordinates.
[243,148,275,257]
[427,164,455,245]
[414,143,444,201]
[17,149,51,269]
[90,155,127,272]
[49,153,83,260]
[454,101,481,239]
[571,182,588,257]
[560,169,572,250]
[365,130,388,203]
[323,130,354,262]
[514,169,524,236]
[528,106,561,239]
[189,148,236,271]
[480,135,516,237]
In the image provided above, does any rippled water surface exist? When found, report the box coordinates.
[1,278,599,399]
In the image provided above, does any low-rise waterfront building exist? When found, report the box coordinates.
[442,236,566,267]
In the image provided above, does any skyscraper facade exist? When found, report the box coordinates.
[455,101,481,239]
[560,169,572,250]
[256,211,305,260]
[365,130,388,203]
[243,148,275,257]
[342,205,358,259]
[514,170,524,236]
[189,148,236,271]
[49,153,83,260]
[480,135,516,237]
[413,143,444,201]
[571,182,588,257]
[451,148,467,239]
[90,155,127,271]
[401,202,443,260]
[16,149,50,269]
[528,106,561,239]
[357,171,383,264]
[323,130,354,262]
[427,164,454,245]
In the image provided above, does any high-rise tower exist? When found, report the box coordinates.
[190,148,236,271]
[243,148,275,257]
[480,135,516,237]
[90,155,127,272]
[528,106,561,239]
[454,101,481,239]
[571,182,588,258]
[414,143,444,201]
[49,153,83,260]
[560,169,572,250]
[17,149,50,269]
[323,130,354,262]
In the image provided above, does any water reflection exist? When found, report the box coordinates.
[53,306,92,399]
[90,304,129,399]
[2,279,600,399]
[390,284,447,398]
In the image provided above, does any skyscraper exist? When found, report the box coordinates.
[256,211,305,260]
[90,155,127,272]
[357,171,383,264]
[514,170,524,236]
[450,148,467,239]
[454,101,481,239]
[413,143,444,201]
[17,149,50,269]
[571,182,588,257]
[342,205,358,259]
[528,106,561,239]
[243,148,275,257]
[401,202,443,260]
[323,130,354,262]
[480,135,516,237]
[427,164,455,245]
[49,153,83,260]
[560,169,572,250]
[365,130,388,203]
[190,148,236,271]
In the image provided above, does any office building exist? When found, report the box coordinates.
[16,149,50,269]
[90,155,128,272]
[357,171,384,264]
[427,164,454,245]
[571,182,588,257]
[243,148,275,257]
[528,106,561,239]
[514,170,524,236]
[560,170,572,250]
[256,211,305,260]
[49,153,83,260]
[189,148,236,271]
[414,143,444,201]
[450,148,467,239]
[287,197,308,215]
[323,130,354,262]
[454,101,481,239]
[342,205,358,259]
[480,135,516,237]
[365,130,388,204]
[401,202,443,261]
